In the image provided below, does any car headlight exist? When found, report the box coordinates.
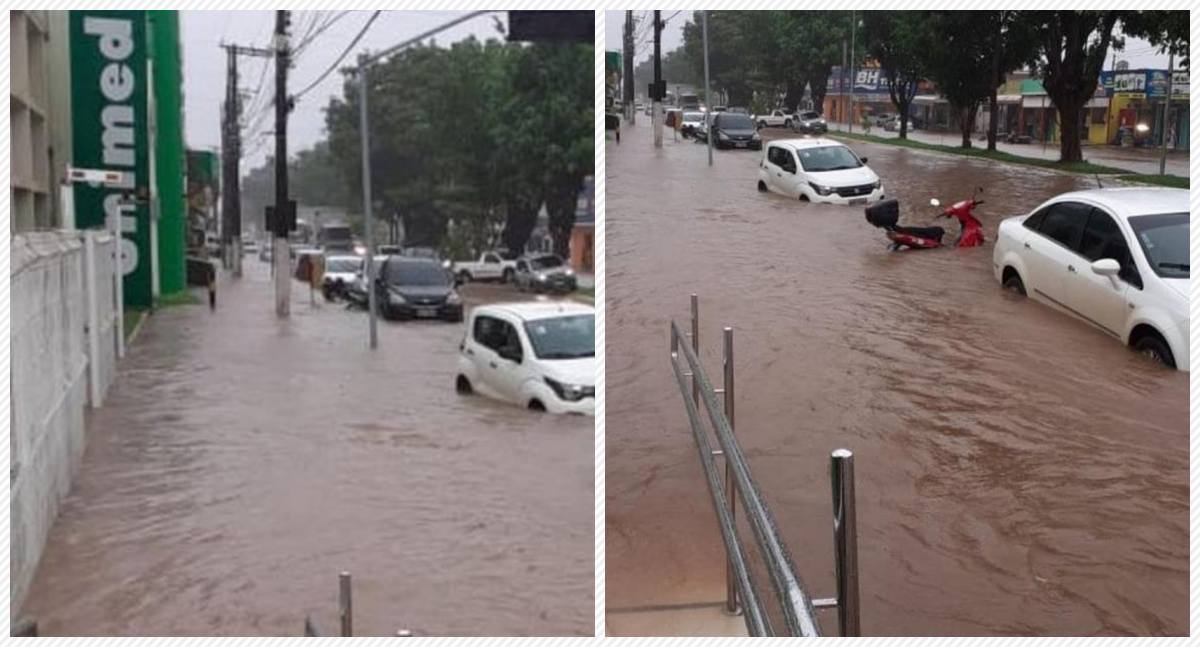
[751,132,761,140]
[871,180,881,190]
[718,131,730,140]
[808,181,834,196]
[564,268,575,276]
[537,272,548,281]
[544,377,595,402]
[388,290,407,305]
[446,291,461,305]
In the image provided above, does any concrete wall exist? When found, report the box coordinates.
[9,229,114,616]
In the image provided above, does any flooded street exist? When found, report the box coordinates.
[604,125,1188,635]
[19,261,593,636]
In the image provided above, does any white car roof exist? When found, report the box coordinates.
[768,138,846,151]
[476,301,594,322]
[1046,188,1187,219]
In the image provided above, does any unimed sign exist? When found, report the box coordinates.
[70,10,152,307]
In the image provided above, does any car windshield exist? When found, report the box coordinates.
[801,112,820,120]
[1128,212,1188,278]
[326,258,360,272]
[683,112,704,121]
[529,255,564,270]
[523,314,595,360]
[384,261,450,286]
[719,114,755,130]
[797,145,862,172]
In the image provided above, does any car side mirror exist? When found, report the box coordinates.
[499,346,522,363]
[1091,258,1121,277]
[930,198,941,207]
[860,156,868,164]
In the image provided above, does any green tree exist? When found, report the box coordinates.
[862,12,926,139]
[1120,10,1189,67]
[770,11,852,114]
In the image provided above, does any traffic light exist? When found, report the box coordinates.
[507,11,592,42]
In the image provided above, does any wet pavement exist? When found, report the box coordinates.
[19,260,593,636]
[605,123,1188,636]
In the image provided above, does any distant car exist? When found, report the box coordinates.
[375,256,463,322]
[794,111,827,134]
[377,244,401,255]
[455,302,595,415]
[883,115,919,132]
[242,239,258,254]
[993,188,1189,370]
[711,105,728,113]
[754,109,794,129]
[727,106,749,115]
[680,110,706,137]
[635,101,644,112]
[259,243,273,262]
[401,246,440,260]
[453,250,518,283]
[695,112,762,150]
[322,254,361,300]
[868,112,894,127]
[513,254,577,293]
[758,138,884,205]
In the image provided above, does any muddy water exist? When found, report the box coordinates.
[19,262,593,636]
[605,126,1188,635]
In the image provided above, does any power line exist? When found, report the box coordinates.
[294,11,352,57]
[293,10,382,101]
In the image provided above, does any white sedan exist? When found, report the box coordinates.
[456,302,595,415]
[757,138,884,204]
[993,188,1189,370]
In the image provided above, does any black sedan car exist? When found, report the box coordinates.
[376,256,463,322]
[695,112,762,150]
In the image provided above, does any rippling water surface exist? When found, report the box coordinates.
[605,127,1188,636]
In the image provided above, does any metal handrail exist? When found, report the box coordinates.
[668,295,861,637]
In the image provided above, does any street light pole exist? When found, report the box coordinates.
[273,10,291,317]
[1159,52,1173,175]
[702,11,713,167]
[653,10,663,148]
[357,56,378,350]
[848,11,856,134]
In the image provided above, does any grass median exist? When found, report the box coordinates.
[828,130,1188,188]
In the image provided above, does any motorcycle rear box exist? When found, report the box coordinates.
[865,199,899,228]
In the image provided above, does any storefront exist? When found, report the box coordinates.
[1100,68,1189,149]
[823,66,936,125]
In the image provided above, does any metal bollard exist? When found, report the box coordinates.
[722,326,739,616]
[690,294,700,405]
[339,571,353,637]
[303,615,321,637]
[830,449,860,636]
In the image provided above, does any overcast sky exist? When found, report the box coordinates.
[603,10,1172,69]
[182,10,508,169]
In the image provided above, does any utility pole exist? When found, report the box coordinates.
[652,10,663,148]
[841,40,847,128]
[272,10,291,317]
[848,11,856,134]
[1159,52,1173,175]
[623,11,635,125]
[220,46,240,275]
[357,54,378,349]
[702,11,712,167]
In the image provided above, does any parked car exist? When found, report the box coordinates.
[343,255,390,308]
[868,112,894,127]
[377,244,401,255]
[757,138,884,205]
[455,302,595,415]
[513,254,577,293]
[453,250,518,283]
[374,256,463,322]
[754,109,795,129]
[680,110,706,138]
[711,105,728,113]
[401,246,440,260]
[695,112,762,150]
[322,254,361,300]
[993,188,1188,370]
[883,115,921,132]
[727,106,749,115]
[794,111,827,134]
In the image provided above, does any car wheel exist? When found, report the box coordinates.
[1133,334,1176,369]
[502,269,514,283]
[528,399,546,412]
[784,119,792,129]
[1002,271,1026,296]
[758,121,767,129]
[758,180,768,192]
[456,375,473,395]
[458,270,471,284]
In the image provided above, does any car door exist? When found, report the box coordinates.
[1024,201,1089,308]
[1062,207,1134,337]
[490,316,528,403]
[479,252,502,280]
[763,145,786,192]
[515,259,530,287]
[468,314,506,400]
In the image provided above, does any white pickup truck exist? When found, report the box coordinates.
[753,109,795,129]
[452,250,518,283]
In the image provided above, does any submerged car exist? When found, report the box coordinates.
[993,188,1189,370]
[456,302,595,415]
[696,112,762,150]
[757,138,884,204]
[322,254,361,300]
[794,111,827,134]
[375,256,463,322]
[680,111,706,137]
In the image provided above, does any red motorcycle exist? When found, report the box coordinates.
[865,188,986,251]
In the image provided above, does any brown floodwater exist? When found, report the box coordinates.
[604,126,1188,636]
[19,263,593,636]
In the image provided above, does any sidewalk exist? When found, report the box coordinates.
[17,262,593,636]
[827,120,1188,176]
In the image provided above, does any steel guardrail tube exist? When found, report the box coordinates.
[670,320,822,637]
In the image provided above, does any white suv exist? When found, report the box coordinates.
[456,302,595,414]
[993,188,1189,370]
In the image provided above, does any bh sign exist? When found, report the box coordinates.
[70,11,152,307]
